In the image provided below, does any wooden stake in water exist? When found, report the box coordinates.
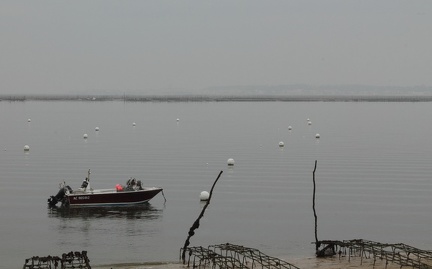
[312,160,319,252]
[181,170,223,264]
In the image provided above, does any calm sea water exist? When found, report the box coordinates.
[1,101,431,268]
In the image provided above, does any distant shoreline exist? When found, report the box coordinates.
[1,94,432,102]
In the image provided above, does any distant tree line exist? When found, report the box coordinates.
[1,94,432,102]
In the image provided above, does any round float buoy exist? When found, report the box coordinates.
[308,121,312,125]
[95,127,99,131]
[316,133,320,139]
[279,141,284,147]
[132,122,136,126]
[176,118,180,122]
[24,145,30,151]
[288,126,292,131]
[200,191,210,201]
[227,158,235,166]
[83,134,88,139]
[27,119,31,122]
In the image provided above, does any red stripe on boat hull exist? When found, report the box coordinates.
[66,188,163,207]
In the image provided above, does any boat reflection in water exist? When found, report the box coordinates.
[46,203,165,262]
[47,203,163,220]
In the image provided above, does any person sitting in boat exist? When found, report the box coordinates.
[79,177,89,191]
[125,177,137,191]
[136,180,143,190]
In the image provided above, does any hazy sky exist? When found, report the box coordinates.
[1,1,431,95]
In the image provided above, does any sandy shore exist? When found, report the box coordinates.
[93,256,403,269]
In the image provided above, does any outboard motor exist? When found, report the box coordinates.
[48,188,65,207]
[48,185,72,207]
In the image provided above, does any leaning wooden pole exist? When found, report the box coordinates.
[312,160,319,252]
[181,170,224,264]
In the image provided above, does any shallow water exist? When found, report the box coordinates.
[1,101,431,268]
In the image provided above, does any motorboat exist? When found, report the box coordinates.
[48,170,163,207]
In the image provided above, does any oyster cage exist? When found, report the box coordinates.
[315,239,432,269]
[180,243,300,269]
[23,251,91,269]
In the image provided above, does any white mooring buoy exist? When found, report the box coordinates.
[95,127,100,131]
[27,119,31,122]
[132,122,136,126]
[24,145,30,151]
[83,134,88,139]
[308,121,312,125]
[200,191,210,201]
[279,141,284,147]
[227,158,235,166]
[288,126,292,131]
[316,133,320,139]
